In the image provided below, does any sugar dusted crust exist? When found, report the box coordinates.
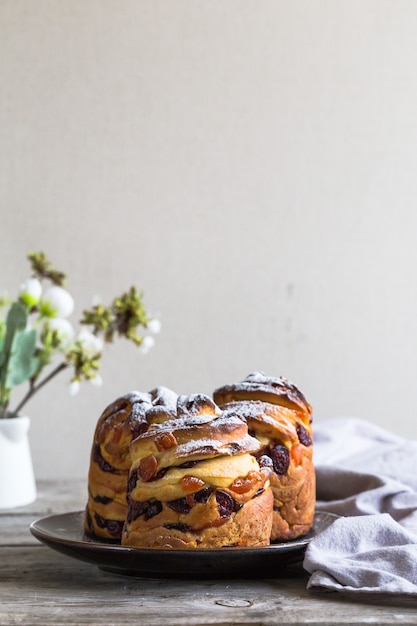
[129,410,261,474]
[213,373,315,542]
[213,371,312,422]
[84,387,178,540]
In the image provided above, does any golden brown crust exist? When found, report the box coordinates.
[270,452,315,540]
[212,373,315,542]
[84,387,178,540]
[121,487,273,549]
[213,371,312,422]
[122,395,273,549]
[86,376,313,547]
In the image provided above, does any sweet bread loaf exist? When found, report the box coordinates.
[121,394,273,549]
[84,386,178,540]
[213,372,315,541]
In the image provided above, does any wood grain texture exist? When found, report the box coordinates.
[1,480,417,625]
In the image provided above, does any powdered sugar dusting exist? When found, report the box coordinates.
[214,371,312,416]
[173,432,260,460]
[177,394,221,417]
[149,386,178,411]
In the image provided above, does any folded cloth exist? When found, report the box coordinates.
[303,417,417,594]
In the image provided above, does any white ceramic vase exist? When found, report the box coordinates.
[0,414,37,509]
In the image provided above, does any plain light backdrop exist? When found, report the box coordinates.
[1,0,417,480]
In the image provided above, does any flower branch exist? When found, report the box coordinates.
[0,252,160,419]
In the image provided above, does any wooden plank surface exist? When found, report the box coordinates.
[1,546,417,626]
[1,481,417,625]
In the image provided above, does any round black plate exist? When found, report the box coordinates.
[30,510,337,579]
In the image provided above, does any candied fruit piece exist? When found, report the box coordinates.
[291,443,303,465]
[154,431,178,451]
[180,475,205,493]
[138,455,158,481]
[230,471,262,494]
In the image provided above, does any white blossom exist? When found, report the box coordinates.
[42,286,74,318]
[69,380,80,396]
[146,318,161,334]
[77,330,103,355]
[19,278,42,307]
[139,335,155,354]
[90,373,103,387]
[45,318,74,347]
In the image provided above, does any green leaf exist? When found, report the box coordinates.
[0,302,28,379]
[0,302,39,390]
[6,328,39,387]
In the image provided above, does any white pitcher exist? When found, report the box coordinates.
[0,415,37,509]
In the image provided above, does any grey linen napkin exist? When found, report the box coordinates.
[303,417,417,594]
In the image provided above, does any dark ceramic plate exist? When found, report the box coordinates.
[30,510,337,579]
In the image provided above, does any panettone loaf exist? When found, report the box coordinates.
[213,372,315,541]
[121,394,273,549]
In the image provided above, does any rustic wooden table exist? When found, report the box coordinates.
[1,480,417,625]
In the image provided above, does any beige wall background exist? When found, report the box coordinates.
[1,0,417,480]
